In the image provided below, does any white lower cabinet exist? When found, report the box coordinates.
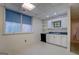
[46,34,59,44]
[55,35,62,45]
[46,34,67,48]
[61,35,67,47]
[51,35,56,44]
[46,34,55,44]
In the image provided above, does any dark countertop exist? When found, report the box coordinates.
[41,32,67,35]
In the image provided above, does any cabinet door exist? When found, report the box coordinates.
[46,34,56,44]
[61,17,67,28]
[51,35,56,44]
[46,34,52,43]
[61,35,67,47]
[55,35,61,45]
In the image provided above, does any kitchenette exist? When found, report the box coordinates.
[41,12,68,48]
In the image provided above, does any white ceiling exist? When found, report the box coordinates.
[0,3,70,19]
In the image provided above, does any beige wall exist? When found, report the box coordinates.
[0,6,7,53]
[70,4,79,54]
[0,6,4,33]
[0,6,42,54]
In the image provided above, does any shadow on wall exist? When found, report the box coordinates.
[0,52,8,55]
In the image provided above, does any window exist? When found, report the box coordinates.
[53,21,61,28]
[22,14,32,32]
[5,9,21,33]
[5,9,32,33]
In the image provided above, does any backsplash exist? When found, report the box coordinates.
[48,28,67,32]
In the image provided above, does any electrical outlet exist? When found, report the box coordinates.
[25,40,27,43]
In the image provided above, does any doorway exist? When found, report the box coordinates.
[71,4,79,54]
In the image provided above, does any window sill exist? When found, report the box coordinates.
[2,32,33,35]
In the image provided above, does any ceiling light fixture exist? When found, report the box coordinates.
[22,3,36,11]
[54,12,56,15]
[46,16,49,18]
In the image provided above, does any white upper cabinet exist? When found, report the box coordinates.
[61,17,67,28]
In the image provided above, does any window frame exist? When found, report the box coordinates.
[3,8,33,35]
[53,21,61,28]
